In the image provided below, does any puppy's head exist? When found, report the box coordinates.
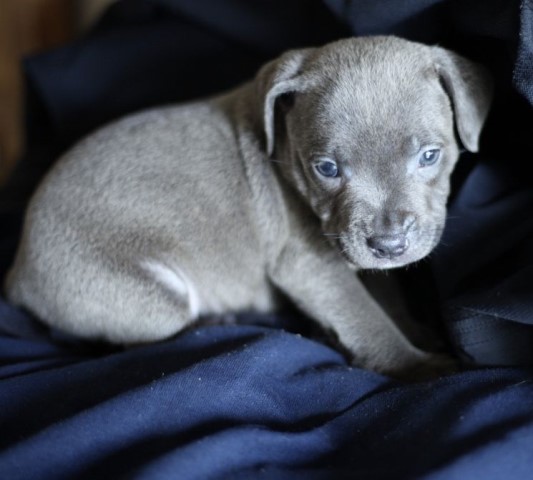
[256,36,493,269]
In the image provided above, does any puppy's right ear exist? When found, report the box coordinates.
[255,48,314,156]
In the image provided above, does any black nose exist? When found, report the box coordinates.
[366,234,408,259]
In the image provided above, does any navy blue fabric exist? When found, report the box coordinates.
[1,302,533,479]
[3,0,533,478]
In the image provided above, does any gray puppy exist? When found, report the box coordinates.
[5,36,492,377]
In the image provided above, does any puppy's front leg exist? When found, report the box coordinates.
[268,234,446,378]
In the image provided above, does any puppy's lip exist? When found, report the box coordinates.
[342,250,410,271]
[336,235,427,270]
[358,256,415,270]
[335,223,445,270]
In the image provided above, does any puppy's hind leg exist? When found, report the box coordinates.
[68,258,200,345]
[140,260,201,319]
[123,259,202,343]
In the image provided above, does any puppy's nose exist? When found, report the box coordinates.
[366,234,408,259]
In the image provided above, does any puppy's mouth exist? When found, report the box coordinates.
[335,226,443,270]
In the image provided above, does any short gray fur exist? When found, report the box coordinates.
[5,37,492,377]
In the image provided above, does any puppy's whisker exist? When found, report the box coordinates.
[341,245,352,256]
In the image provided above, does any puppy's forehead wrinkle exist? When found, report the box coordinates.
[305,43,440,147]
[327,77,423,135]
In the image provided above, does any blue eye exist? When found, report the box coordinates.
[315,159,339,178]
[419,149,441,167]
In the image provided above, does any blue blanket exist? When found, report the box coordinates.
[1,303,533,479]
[2,1,533,478]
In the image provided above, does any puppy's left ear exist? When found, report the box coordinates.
[432,47,494,152]
[255,48,315,156]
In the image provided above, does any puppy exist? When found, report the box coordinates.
[5,37,492,377]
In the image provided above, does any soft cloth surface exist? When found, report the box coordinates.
[1,303,533,479]
[2,0,533,478]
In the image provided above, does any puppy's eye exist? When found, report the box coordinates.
[315,159,339,178]
[419,149,441,167]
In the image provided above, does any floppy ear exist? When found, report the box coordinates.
[432,47,493,152]
[255,48,314,156]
